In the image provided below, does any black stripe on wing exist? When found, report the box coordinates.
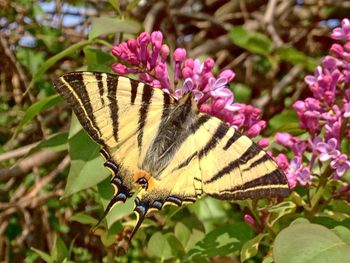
[54,73,103,144]
[137,84,154,150]
[204,143,260,184]
[95,72,105,106]
[106,74,119,143]
[215,169,290,199]
[198,123,230,159]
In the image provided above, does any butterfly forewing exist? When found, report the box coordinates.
[54,72,173,190]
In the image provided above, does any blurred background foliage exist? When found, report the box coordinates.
[1,0,350,262]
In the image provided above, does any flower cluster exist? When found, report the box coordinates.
[111,31,265,137]
[276,19,350,188]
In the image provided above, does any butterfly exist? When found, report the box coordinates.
[53,71,290,241]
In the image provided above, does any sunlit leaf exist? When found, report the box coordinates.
[276,46,319,71]
[269,110,299,131]
[240,233,268,262]
[267,201,296,226]
[13,94,63,139]
[69,213,98,226]
[30,248,53,263]
[332,226,350,244]
[274,223,350,263]
[89,17,141,40]
[185,223,253,260]
[230,26,273,56]
[29,132,68,154]
[63,125,109,197]
[148,232,174,260]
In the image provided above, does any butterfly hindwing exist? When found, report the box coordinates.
[193,115,290,200]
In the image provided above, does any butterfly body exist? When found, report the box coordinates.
[54,71,290,240]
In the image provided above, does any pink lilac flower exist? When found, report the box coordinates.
[285,157,312,189]
[111,31,265,136]
[316,138,340,162]
[274,153,289,171]
[331,154,350,178]
[257,138,270,149]
[276,18,350,188]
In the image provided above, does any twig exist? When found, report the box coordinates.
[239,0,249,21]
[189,35,231,58]
[26,155,70,201]
[263,0,283,47]
[272,65,303,99]
[143,1,165,32]
[0,141,39,163]
[0,150,65,182]
[171,11,231,31]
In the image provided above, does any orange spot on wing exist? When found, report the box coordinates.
[133,170,156,191]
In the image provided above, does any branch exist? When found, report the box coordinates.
[0,150,65,182]
[0,141,39,162]
[189,35,231,58]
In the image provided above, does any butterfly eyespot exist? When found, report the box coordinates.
[137,177,148,189]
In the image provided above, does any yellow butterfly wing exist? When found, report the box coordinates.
[54,72,174,203]
[54,72,290,241]
[193,115,290,200]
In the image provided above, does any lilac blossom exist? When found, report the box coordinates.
[111,31,265,136]
[276,18,350,188]
[316,138,340,162]
[331,154,350,178]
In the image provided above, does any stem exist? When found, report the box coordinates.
[307,165,333,220]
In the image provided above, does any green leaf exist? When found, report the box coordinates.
[12,94,63,139]
[240,233,268,262]
[267,201,296,226]
[17,48,46,75]
[101,221,123,246]
[30,248,53,263]
[273,223,350,263]
[69,212,98,226]
[269,110,299,131]
[63,125,110,197]
[230,83,252,103]
[148,232,175,260]
[275,46,319,71]
[27,39,93,93]
[229,26,273,56]
[52,236,68,262]
[332,226,350,244]
[262,256,274,263]
[108,0,121,14]
[186,223,254,260]
[189,197,227,222]
[30,132,68,154]
[89,17,141,40]
[290,217,310,225]
[175,222,192,249]
[84,47,115,72]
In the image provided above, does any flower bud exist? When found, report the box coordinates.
[174,48,186,62]
[137,32,151,45]
[151,31,163,49]
[219,69,235,82]
[182,67,193,78]
[257,138,270,148]
[112,63,128,75]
